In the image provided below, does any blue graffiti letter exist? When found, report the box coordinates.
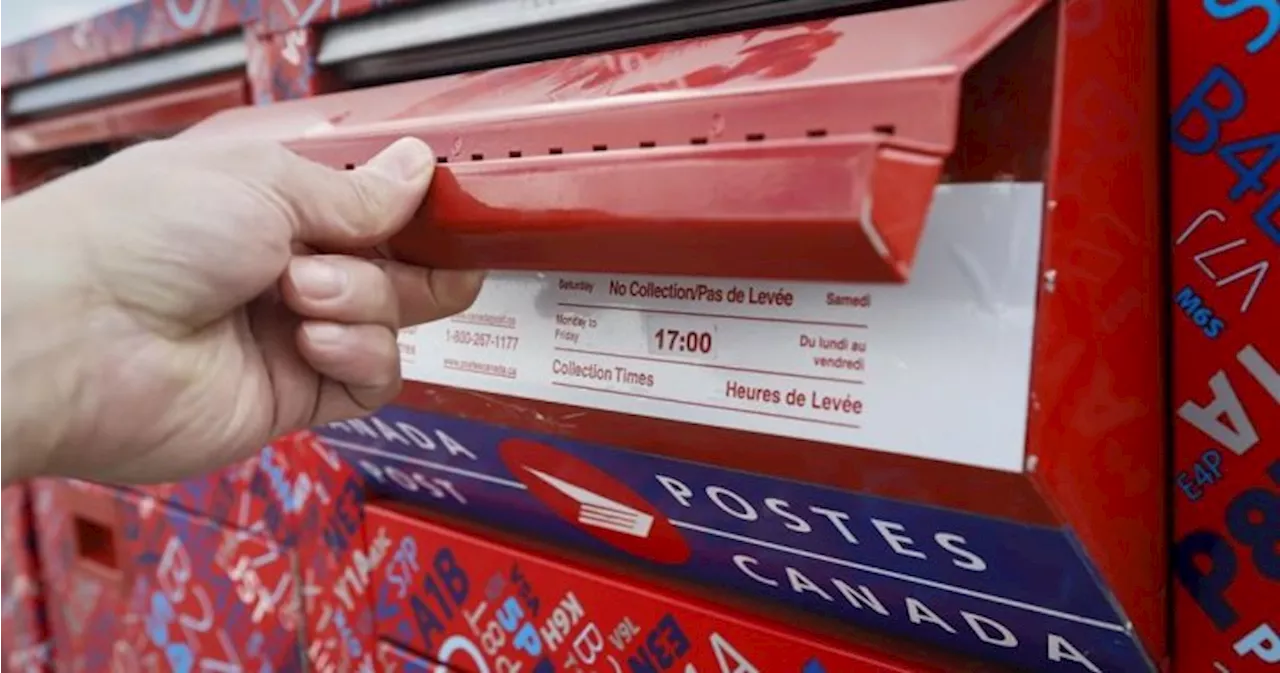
[1172,66,1245,155]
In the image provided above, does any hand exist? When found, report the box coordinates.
[1,137,484,485]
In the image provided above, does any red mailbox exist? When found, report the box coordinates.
[1168,4,1279,673]
[2,0,1174,671]
[187,0,1164,671]
[2,32,249,194]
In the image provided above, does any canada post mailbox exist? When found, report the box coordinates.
[182,0,1167,671]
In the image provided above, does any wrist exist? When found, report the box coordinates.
[1,196,96,485]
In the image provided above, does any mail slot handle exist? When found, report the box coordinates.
[363,136,943,283]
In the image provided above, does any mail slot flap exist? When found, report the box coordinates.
[186,0,1050,282]
[365,503,945,672]
[4,74,247,157]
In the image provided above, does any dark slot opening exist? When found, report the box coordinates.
[549,147,564,155]
[343,163,356,170]
[873,124,896,136]
[508,150,522,158]
[74,516,117,570]
[806,128,829,138]
[639,141,657,148]
[436,156,449,163]
[745,133,766,142]
[690,136,709,145]
[592,144,608,151]
[471,153,485,161]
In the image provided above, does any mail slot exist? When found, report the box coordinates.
[3,31,249,195]
[307,1,1166,672]
[363,503,995,672]
[185,0,1051,283]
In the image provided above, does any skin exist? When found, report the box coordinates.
[1,137,484,486]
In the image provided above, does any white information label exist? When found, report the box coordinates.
[400,183,1044,472]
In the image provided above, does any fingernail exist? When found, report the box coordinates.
[303,322,347,346]
[290,257,346,300]
[451,269,488,290]
[365,137,434,184]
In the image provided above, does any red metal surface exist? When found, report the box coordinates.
[0,0,422,88]
[259,0,420,34]
[2,486,52,673]
[49,434,380,673]
[386,137,940,282]
[378,641,434,672]
[246,27,327,105]
[0,1,251,88]
[187,0,1045,282]
[4,74,247,157]
[31,479,307,672]
[367,503,969,673]
[1167,4,1279,673]
[1024,0,1166,657]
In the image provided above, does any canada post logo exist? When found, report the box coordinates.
[498,438,691,565]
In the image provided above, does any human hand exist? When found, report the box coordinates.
[1,137,484,485]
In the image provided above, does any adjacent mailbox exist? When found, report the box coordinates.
[1168,3,1279,673]
[2,48,248,194]
[29,479,306,672]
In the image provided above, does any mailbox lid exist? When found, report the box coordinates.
[185,0,1051,283]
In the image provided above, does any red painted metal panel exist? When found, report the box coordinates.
[246,27,327,105]
[365,503,978,672]
[1167,3,1280,673]
[378,640,435,672]
[260,0,420,34]
[4,74,247,157]
[1024,0,1166,658]
[31,480,305,672]
[2,486,52,673]
[386,138,941,282]
[187,0,1046,282]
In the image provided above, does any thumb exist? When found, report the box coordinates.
[276,137,436,251]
